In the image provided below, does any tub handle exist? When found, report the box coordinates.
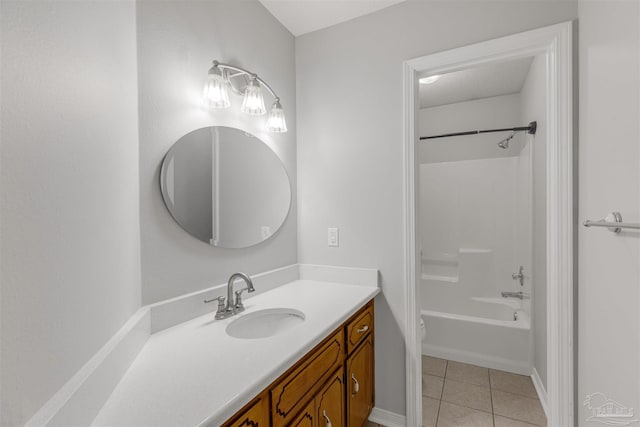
[356,325,369,334]
[322,410,332,427]
[351,373,360,396]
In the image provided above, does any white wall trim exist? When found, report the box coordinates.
[149,264,300,333]
[402,58,422,427]
[24,264,300,426]
[24,309,150,427]
[369,407,407,427]
[298,263,379,287]
[402,21,574,427]
[532,367,549,418]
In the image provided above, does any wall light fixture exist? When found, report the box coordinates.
[203,60,287,133]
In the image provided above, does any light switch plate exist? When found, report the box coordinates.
[328,227,339,247]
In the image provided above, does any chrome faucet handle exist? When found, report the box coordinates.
[204,296,227,319]
[234,287,252,311]
[512,266,525,286]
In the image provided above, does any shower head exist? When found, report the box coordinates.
[498,133,515,149]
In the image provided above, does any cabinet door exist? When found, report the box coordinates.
[315,368,345,427]
[223,394,269,427]
[291,400,316,427]
[346,336,373,427]
[271,330,344,426]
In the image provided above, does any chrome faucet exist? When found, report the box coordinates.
[512,266,525,287]
[204,272,255,320]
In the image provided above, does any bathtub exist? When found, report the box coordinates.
[421,297,531,375]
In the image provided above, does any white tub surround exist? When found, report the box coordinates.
[422,310,531,375]
[92,270,379,426]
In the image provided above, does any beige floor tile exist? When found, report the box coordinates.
[423,396,440,427]
[492,389,547,426]
[423,355,447,377]
[365,422,379,427]
[445,361,490,387]
[436,401,493,427]
[490,370,538,398]
[441,378,492,412]
[494,415,541,427]
[423,373,445,399]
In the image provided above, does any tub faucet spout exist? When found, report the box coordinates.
[501,291,530,300]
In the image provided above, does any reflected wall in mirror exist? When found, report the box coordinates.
[160,126,291,248]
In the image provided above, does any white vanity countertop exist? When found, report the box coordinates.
[92,280,379,427]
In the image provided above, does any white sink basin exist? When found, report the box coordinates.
[226,308,305,339]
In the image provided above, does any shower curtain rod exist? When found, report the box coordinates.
[420,121,537,140]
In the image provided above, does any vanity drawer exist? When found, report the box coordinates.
[346,302,373,354]
[271,329,345,426]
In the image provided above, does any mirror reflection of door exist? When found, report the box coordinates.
[160,126,291,248]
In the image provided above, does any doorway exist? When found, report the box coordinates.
[402,22,574,427]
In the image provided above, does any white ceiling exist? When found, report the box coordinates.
[259,0,407,36]
[419,57,534,109]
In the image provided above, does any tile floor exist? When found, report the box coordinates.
[365,357,546,427]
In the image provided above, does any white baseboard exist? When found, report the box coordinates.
[369,407,406,427]
[531,367,548,418]
[422,342,531,376]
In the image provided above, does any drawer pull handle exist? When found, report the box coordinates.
[322,410,332,427]
[356,325,369,333]
[351,373,360,396]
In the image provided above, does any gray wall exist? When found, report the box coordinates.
[137,0,297,304]
[0,2,141,425]
[578,1,640,425]
[295,1,577,415]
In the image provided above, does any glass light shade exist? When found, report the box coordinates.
[266,100,287,133]
[203,68,230,108]
[241,79,266,115]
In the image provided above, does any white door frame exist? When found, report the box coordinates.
[402,22,574,426]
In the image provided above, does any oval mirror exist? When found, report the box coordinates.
[160,126,291,248]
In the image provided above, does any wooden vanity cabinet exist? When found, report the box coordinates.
[222,393,270,427]
[223,300,374,427]
[344,302,374,427]
[346,336,374,427]
[271,330,345,426]
[288,367,346,427]
[290,400,316,427]
[346,305,373,354]
[315,368,346,427]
